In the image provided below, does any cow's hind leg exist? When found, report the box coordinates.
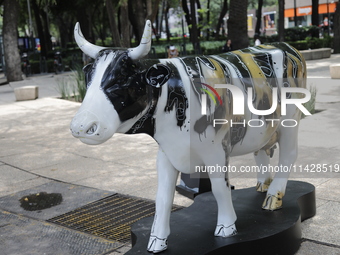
[147,149,179,253]
[263,118,299,211]
[254,150,273,192]
[206,149,237,237]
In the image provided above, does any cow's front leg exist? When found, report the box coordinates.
[206,148,237,237]
[254,150,272,192]
[209,171,237,237]
[147,149,178,253]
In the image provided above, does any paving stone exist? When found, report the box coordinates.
[0,181,114,220]
[0,210,119,255]
[296,240,340,255]
[313,179,340,202]
[301,201,340,246]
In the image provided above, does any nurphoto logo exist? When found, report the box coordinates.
[201,83,312,128]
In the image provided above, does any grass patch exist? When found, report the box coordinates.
[56,66,87,102]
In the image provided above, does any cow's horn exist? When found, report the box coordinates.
[74,22,106,59]
[128,20,152,60]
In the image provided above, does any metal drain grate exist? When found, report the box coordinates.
[47,194,182,245]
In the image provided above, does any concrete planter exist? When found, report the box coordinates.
[14,86,39,101]
[330,64,340,79]
[300,48,332,60]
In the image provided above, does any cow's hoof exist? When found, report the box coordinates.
[214,223,237,237]
[262,192,283,210]
[256,178,272,192]
[147,235,168,253]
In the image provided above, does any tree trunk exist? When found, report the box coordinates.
[196,0,202,39]
[311,0,319,38]
[165,1,171,42]
[146,0,160,22]
[228,0,249,49]
[334,2,340,53]
[278,0,285,42]
[128,0,145,44]
[40,8,52,52]
[3,0,22,82]
[76,5,92,43]
[190,0,199,53]
[106,0,122,47]
[293,0,297,27]
[56,17,70,48]
[146,0,152,19]
[120,0,130,47]
[255,0,263,36]
[159,0,165,36]
[32,0,48,57]
[182,0,192,37]
[215,0,228,39]
[206,0,210,40]
[146,0,160,44]
[93,3,106,46]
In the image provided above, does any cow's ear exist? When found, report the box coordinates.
[145,64,171,88]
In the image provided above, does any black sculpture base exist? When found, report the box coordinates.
[127,181,316,255]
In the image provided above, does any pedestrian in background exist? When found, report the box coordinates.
[168,45,179,58]
[254,34,262,46]
[222,39,232,52]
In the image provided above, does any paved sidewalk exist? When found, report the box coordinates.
[0,55,340,254]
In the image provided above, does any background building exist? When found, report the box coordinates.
[285,0,338,29]
[247,0,338,37]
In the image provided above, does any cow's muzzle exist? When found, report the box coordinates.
[70,110,110,145]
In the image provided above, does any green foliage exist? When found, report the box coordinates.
[263,0,277,7]
[286,41,309,50]
[29,59,54,74]
[321,35,333,48]
[200,40,226,54]
[27,48,83,74]
[284,26,320,41]
[286,37,333,50]
[262,26,333,50]
[249,0,276,9]
[57,78,71,99]
[305,37,323,49]
[265,26,320,43]
[264,34,278,43]
[150,39,226,58]
[72,65,87,102]
[56,66,87,102]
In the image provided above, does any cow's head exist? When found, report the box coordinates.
[70,20,171,145]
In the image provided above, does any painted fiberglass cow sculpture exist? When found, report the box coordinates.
[70,20,308,253]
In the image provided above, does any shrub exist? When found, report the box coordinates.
[284,26,320,41]
[305,37,324,49]
[322,35,333,48]
[287,41,309,50]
